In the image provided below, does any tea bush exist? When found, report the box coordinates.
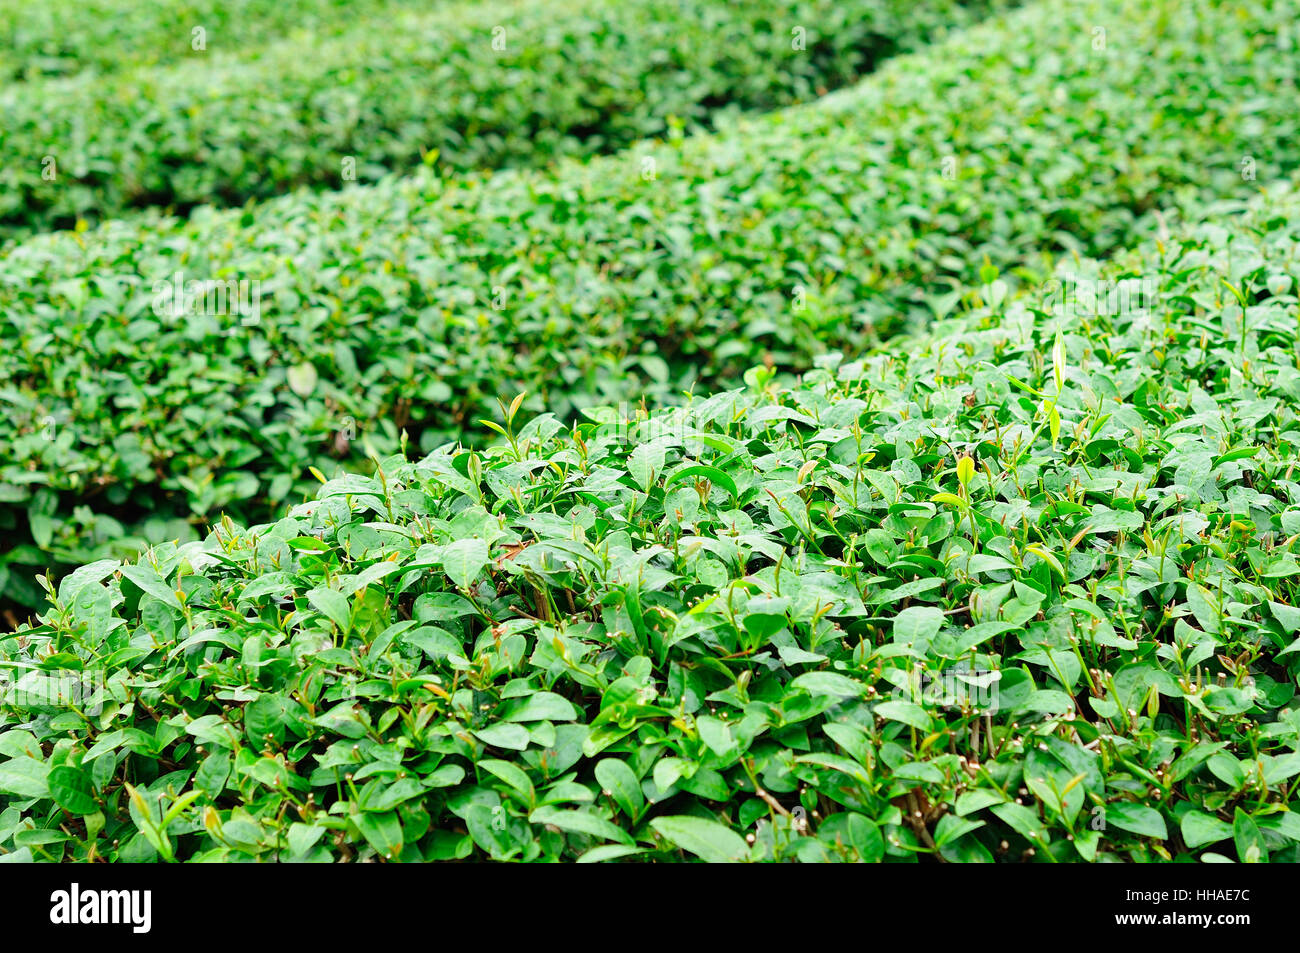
[1,0,1296,610]
[0,0,414,81]
[3,179,1299,861]
[0,0,999,234]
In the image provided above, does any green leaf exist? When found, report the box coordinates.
[628,441,666,491]
[1185,583,1221,634]
[844,813,884,862]
[1233,808,1265,863]
[354,810,403,858]
[442,538,489,589]
[118,564,182,610]
[1181,811,1232,850]
[473,723,531,751]
[893,606,944,645]
[307,587,351,633]
[595,759,644,822]
[576,845,650,863]
[1269,601,1300,634]
[498,691,578,722]
[991,802,1046,842]
[0,758,50,799]
[530,806,634,847]
[1105,804,1167,840]
[286,823,327,857]
[664,465,737,501]
[952,620,1019,654]
[244,693,308,745]
[47,765,98,815]
[287,362,318,397]
[873,701,935,731]
[650,815,748,863]
[479,759,536,806]
[788,672,868,698]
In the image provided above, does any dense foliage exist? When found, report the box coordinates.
[0,0,998,235]
[4,179,1300,862]
[2,0,1296,611]
[0,0,413,81]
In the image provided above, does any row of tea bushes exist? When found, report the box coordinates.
[3,177,1299,860]
[0,0,416,81]
[0,0,1002,234]
[0,0,1295,608]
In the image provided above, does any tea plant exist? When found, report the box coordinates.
[0,0,415,81]
[0,0,998,234]
[3,180,1299,862]
[1,0,1295,610]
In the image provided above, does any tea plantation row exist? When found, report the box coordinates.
[1,0,1296,610]
[0,0,1001,234]
[3,177,1298,861]
[0,0,416,81]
